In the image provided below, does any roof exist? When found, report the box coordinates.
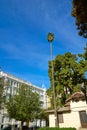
[46,92,86,114]
[58,107,70,113]
[64,101,70,107]
[46,107,70,114]
[66,92,85,102]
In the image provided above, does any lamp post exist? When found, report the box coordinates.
[47,33,58,127]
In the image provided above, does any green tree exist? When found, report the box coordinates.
[37,109,49,127]
[48,51,86,107]
[47,32,55,109]
[0,77,4,109]
[72,0,87,38]
[5,84,42,130]
[78,44,87,101]
[47,32,55,108]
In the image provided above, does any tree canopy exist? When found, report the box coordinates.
[72,0,87,38]
[47,32,54,42]
[5,84,42,129]
[0,77,4,109]
[47,44,87,107]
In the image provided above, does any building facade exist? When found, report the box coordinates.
[48,92,87,130]
[0,71,47,128]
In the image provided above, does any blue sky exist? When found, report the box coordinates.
[0,0,86,89]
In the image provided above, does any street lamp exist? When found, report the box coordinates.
[47,33,58,127]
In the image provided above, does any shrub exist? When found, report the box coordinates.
[38,127,76,130]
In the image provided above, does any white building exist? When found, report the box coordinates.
[47,92,87,130]
[0,70,47,128]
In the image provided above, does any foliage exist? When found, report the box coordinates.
[38,109,48,120]
[72,0,87,38]
[37,109,49,126]
[48,45,87,107]
[78,44,87,97]
[0,77,4,109]
[38,127,76,130]
[5,84,42,123]
[47,32,54,42]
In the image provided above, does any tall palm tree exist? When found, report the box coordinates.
[47,33,59,127]
[47,32,54,42]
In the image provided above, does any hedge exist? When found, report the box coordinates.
[38,127,76,130]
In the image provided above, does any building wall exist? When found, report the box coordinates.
[59,111,80,129]
[0,71,47,108]
[49,114,56,127]
[49,111,81,129]
[46,95,51,108]
[71,100,87,112]
[49,100,87,130]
